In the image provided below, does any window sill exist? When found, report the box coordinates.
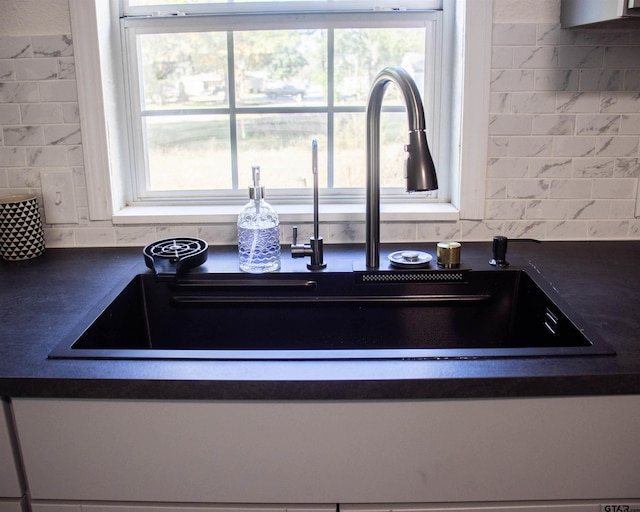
[112,202,460,225]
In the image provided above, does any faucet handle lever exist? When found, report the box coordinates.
[292,225,299,246]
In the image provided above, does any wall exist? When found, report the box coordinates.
[1,0,639,248]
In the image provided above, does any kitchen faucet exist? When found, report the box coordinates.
[365,66,438,269]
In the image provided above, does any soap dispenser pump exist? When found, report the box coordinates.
[237,166,281,273]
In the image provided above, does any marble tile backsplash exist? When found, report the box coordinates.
[1,22,640,248]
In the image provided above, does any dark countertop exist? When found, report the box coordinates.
[1,240,639,400]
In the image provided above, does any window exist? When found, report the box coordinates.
[120,0,450,206]
[70,0,491,222]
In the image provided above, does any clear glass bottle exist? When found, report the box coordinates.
[237,166,281,273]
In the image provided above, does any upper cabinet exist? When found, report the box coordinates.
[561,0,640,27]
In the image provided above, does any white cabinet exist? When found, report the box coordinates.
[0,400,25,512]
[0,400,23,499]
[12,396,640,504]
[31,505,332,512]
[342,503,640,512]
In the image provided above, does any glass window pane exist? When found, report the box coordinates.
[234,30,327,107]
[139,32,228,110]
[145,115,232,190]
[334,28,426,106]
[334,110,408,189]
[236,113,327,189]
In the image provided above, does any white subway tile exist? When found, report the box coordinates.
[526,199,568,219]
[490,92,511,113]
[327,223,365,244]
[595,136,639,157]
[0,81,39,102]
[0,37,32,59]
[537,23,582,46]
[507,136,553,157]
[572,158,614,178]
[198,224,244,245]
[506,179,550,199]
[546,220,588,239]
[591,178,637,199]
[630,220,640,237]
[26,146,68,167]
[38,80,77,102]
[620,115,640,135]
[511,92,556,113]
[579,69,623,91]
[549,179,591,199]
[0,60,15,81]
[488,157,529,178]
[485,179,507,199]
[485,199,526,219]
[0,169,8,188]
[44,124,82,145]
[416,222,461,242]
[585,32,629,46]
[528,158,572,177]
[491,69,535,91]
[588,220,629,238]
[115,226,158,246]
[32,35,73,58]
[609,200,636,219]
[492,47,513,69]
[43,227,75,247]
[62,103,80,123]
[566,199,610,218]
[157,225,199,239]
[553,136,596,157]
[15,59,58,81]
[614,158,640,178]
[489,114,532,135]
[604,46,640,68]
[556,91,600,112]
[558,46,603,69]
[502,220,546,239]
[380,222,418,242]
[58,58,75,79]
[0,104,20,124]
[601,92,640,113]
[576,114,620,135]
[7,167,41,188]
[75,227,116,247]
[513,46,558,69]
[532,114,575,135]
[3,125,44,145]
[21,103,64,124]
[493,24,537,46]
[0,147,26,167]
[67,146,84,166]
[535,69,578,91]
[460,220,505,241]
[624,70,640,91]
[488,137,510,157]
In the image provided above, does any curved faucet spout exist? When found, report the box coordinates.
[366,66,438,269]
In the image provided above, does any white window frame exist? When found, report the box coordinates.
[123,9,445,205]
[69,0,491,225]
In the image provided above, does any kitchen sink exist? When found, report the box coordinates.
[48,266,614,360]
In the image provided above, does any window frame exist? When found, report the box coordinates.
[69,0,491,224]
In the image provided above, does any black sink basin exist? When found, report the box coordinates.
[48,266,613,360]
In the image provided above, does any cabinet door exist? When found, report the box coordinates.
[341,503,640,512]
[13,396,640,503]
[31,505,333,512]
[0,501,27,512]
[0,401,23,499]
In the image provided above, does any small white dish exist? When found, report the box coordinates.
[388,250,432,268]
